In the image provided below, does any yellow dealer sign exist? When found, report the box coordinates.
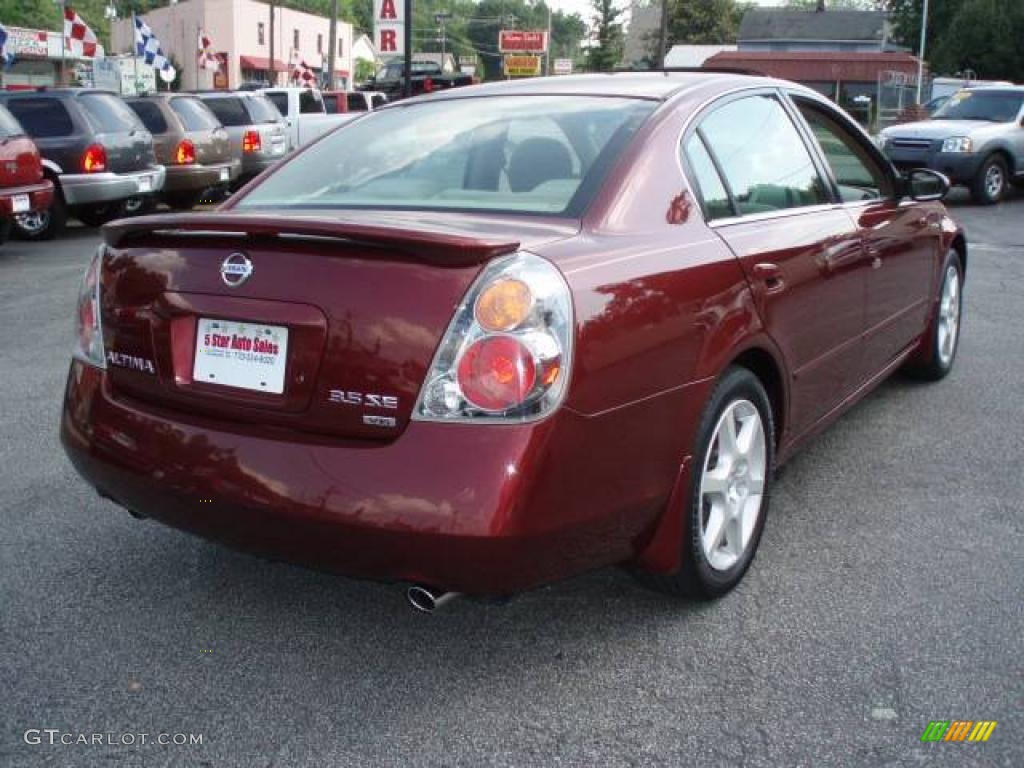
[503,55,542,77]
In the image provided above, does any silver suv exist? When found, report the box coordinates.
[879,86,1024,204]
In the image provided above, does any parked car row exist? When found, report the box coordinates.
[0,84,368,241]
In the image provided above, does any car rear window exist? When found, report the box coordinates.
[170,97,220,132]
[0,105,26,139]
[128,100,169,134]
[79,93,144,133]
[5,98,75,138]
[236,95,656,217]
[202,97,249,127]
[245,95,282,124]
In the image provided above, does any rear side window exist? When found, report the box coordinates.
[699,95,828,216]
[265,91,288,116]
[0,105,25,138]
[128,100,169,134]
[299,90,324,114]
[202,97,249,127]
[79,93,144,133]
[371,94,387,109]
[683,134,732,220]
[5,98,75,138]
[170,97,220,132]
[346,93,366,111]
[245,95,281,124]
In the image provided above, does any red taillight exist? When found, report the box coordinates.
[81,144,107,173]
[242,130,261,153]
[456,335,537,412]
[175,139,196,165]
[74,250,106,369]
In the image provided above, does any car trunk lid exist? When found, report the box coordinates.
[0,136,44,187]
[99,211,575,440]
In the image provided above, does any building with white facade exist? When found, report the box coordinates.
[111,0,354,91]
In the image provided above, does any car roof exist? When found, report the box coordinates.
[0,88,116,99]
[418,71,770,102]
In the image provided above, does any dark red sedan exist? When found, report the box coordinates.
[0,104,54,244]
[62,73,965,610]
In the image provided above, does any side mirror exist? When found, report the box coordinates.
[905,168,950,201]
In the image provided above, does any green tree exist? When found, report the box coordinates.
[588,0,623,72]
[930,0,1024,80]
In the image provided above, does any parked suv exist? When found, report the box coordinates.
[0,89,165,238]
[0,104,53,244]
[127,94,240,210]
[194,91,287,187]
[879,86,1024,204]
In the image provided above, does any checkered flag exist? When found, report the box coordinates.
[290,53,317,89]
[198,30,219,71]
[134,15,176,83]
[64,6,101,59]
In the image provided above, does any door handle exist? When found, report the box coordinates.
[752,262,785,294]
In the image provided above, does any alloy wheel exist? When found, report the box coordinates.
[984,164,1004,201]
[699,399,767,572]
[937,264,961,366]
[15,210,49,236]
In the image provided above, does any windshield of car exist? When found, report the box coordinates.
[932,90,1024,122]
[236,96,655,217]
[80,93,145,133]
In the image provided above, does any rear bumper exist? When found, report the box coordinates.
[61,166,167,206]
[61,362,699,594]
[163,159,241,193]
[239,149,287,180]
[0,179,54,216]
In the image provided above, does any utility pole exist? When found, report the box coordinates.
[545,4,551,76]
[269,0,276,86]
[403,0,412,97]
[915,0,929,103]
[435,12,452,70]
[658,0,668,67]
[327,0,338,89]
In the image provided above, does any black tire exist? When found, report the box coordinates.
[639,366,775,599]
[14,192,66,240]
[76,201,126,228]
[904,250,963,381]
[970,154,1008,205]
[123,195,156,216]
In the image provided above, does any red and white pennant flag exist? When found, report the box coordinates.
[198,30,219,71]
[64,6,100,58]
[290,52,316,88]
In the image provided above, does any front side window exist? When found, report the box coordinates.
[236,96,655,217]
[6,98,75,138]
[795,98,892,202]
[699,94,828,216]
[346,93,366,112]
[299,89,324,114]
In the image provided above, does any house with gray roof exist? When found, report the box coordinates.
[738,8,899,53]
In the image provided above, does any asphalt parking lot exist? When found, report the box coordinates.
[1,194,1021,767]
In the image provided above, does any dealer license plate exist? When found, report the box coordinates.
[193,318,288,394]
[11,194,29,213]
[219,167,230,182]
[137,176,153,193]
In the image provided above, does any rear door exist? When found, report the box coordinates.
[789,93,939,376]
[77,92,154,172]
[684,91,867,437]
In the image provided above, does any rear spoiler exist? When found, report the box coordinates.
[103,213,520,267]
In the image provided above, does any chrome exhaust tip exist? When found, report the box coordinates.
[406,585,459,613]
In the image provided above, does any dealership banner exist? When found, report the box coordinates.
[498,30,547,54]
[503,54,542,77]
[374,0,405,57]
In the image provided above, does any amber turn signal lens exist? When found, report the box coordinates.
[474,278,533,331]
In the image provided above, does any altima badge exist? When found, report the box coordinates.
[220,253,253,287]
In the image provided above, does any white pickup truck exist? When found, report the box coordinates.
[261,87,355,150]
